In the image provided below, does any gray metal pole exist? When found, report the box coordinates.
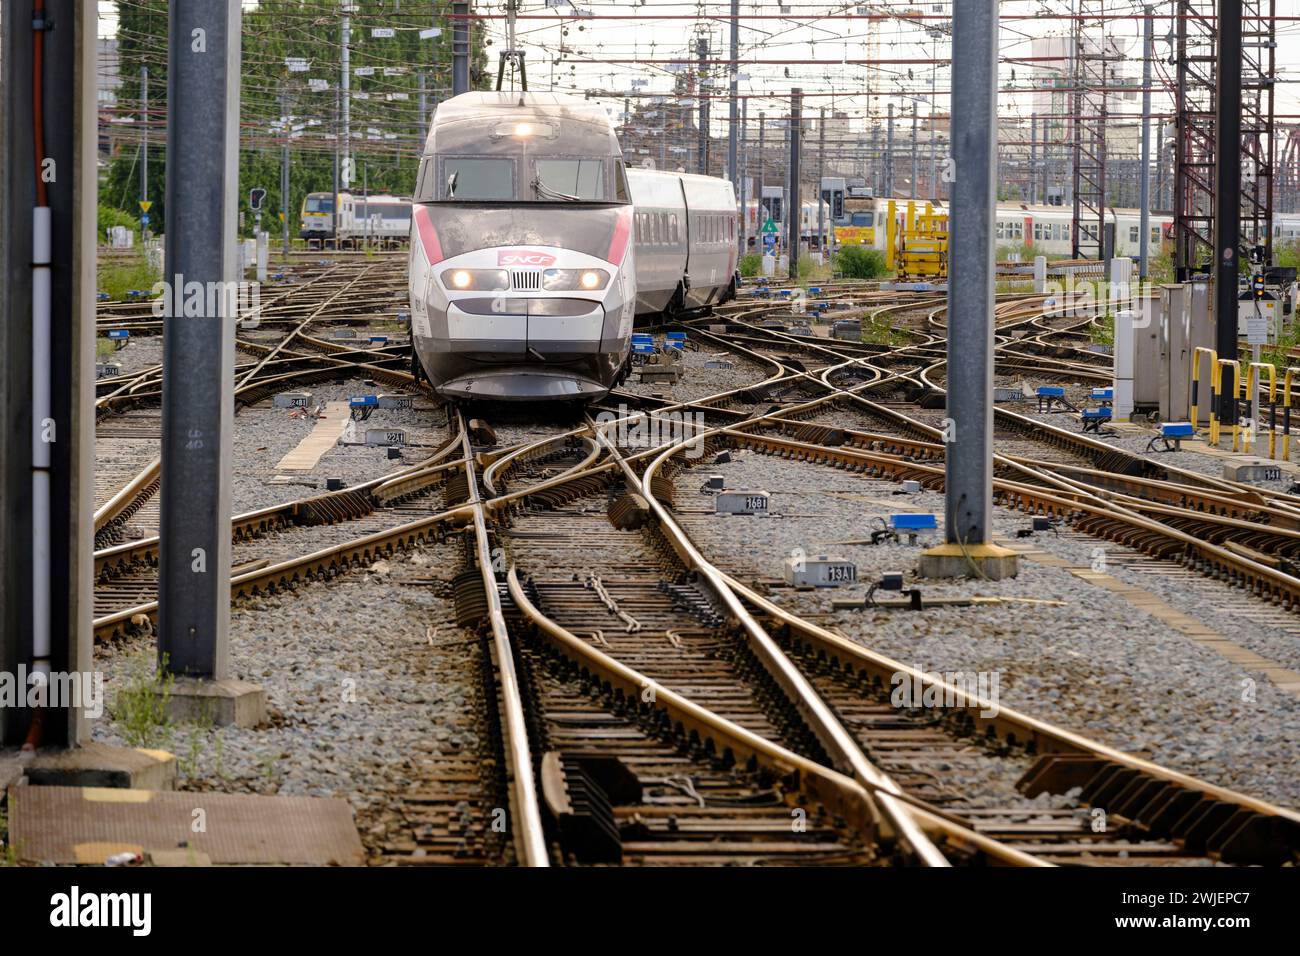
[418,73,427,132]
[140,67,149,232]
[341,8,351,187]
[886,103,894,197]
[281,87,290,257]
[728,0,740,216]
[758,112,765,221]
[942,0,997,551]
[333,85,340,242]
[453,1,470,95]
[911,104,918,199]
[788,88,802,279]
[158,0,242,678]
[818,107,826,255]
[929,38,938,201]
[1139,5,1154,278]
[697,38,709,176]
[740,96,749,253]
[1030,113,1038,204]
[1214,0,1242,397]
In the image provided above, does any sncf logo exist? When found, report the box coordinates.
[497,250,556,267]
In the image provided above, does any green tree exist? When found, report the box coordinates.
[106,1,490,235]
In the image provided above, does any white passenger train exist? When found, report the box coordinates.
[406,91,739,403]
[627,168,738,315]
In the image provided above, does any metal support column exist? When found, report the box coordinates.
[157,0,242,678]
[140,67,149,232]
[740,96,748,253]
[1030,113,1038,204]
[885,103,894,197]
[920,0,1017,580]
[341,6,350,186]
[1139,5,1154,278]
[280,87,290,257]
[727,0,739,224]
[788,89,801,279]
[910,104,918,199]
[0,0,98,747]
[1214,0,1242,414]
[697,37,710,176]
[817,107,826,254]
[453,2,470,95]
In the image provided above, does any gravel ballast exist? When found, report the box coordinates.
[670,449,1300,810]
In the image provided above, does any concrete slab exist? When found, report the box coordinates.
[275,400,350,471]
[25,741,176,791]
[158,677,267,728]
[917,542,1020,580]
[8,785,365,866]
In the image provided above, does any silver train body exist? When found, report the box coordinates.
[408,92,738,402]
[626,168,739,315]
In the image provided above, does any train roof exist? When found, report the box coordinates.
[430,92,615,130]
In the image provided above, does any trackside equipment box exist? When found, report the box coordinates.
[783,555,857,587]
[715,490,770,515]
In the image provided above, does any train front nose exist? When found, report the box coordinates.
[420,247,633,399]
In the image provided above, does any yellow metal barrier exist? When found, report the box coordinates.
[1190,347,1217,443]
[896,201,949,281]
[1285,368,1300,460]
[1244,362,1277,457]
[1216,358,1242,451]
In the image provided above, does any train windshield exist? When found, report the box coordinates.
[305,195,334,213]
[851,212,873,226]
[532,159,605,201]
[444,158,515,200]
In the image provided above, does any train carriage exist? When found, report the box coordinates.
[627,169,737,316]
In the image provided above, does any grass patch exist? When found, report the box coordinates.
[835,245,888,280]
[739,253,762,278]
[95,338,118,359]
[111,652,175,750]
[98,255,160,302]
[1091,313,1115,348]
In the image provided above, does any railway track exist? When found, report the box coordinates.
[85,274,1300,866]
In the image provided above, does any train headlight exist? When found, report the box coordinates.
[442,269,509,291]
[541,268,610,292]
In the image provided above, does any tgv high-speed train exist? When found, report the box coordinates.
[407,92,636,401]
[407,92,739,402]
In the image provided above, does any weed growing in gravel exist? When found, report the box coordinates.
[0,802,17,867]
[1091,313,1114,348]
[113,652,175,750]
[177,712,214,779]
[214,732,229,780]
[257,751,280,783]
